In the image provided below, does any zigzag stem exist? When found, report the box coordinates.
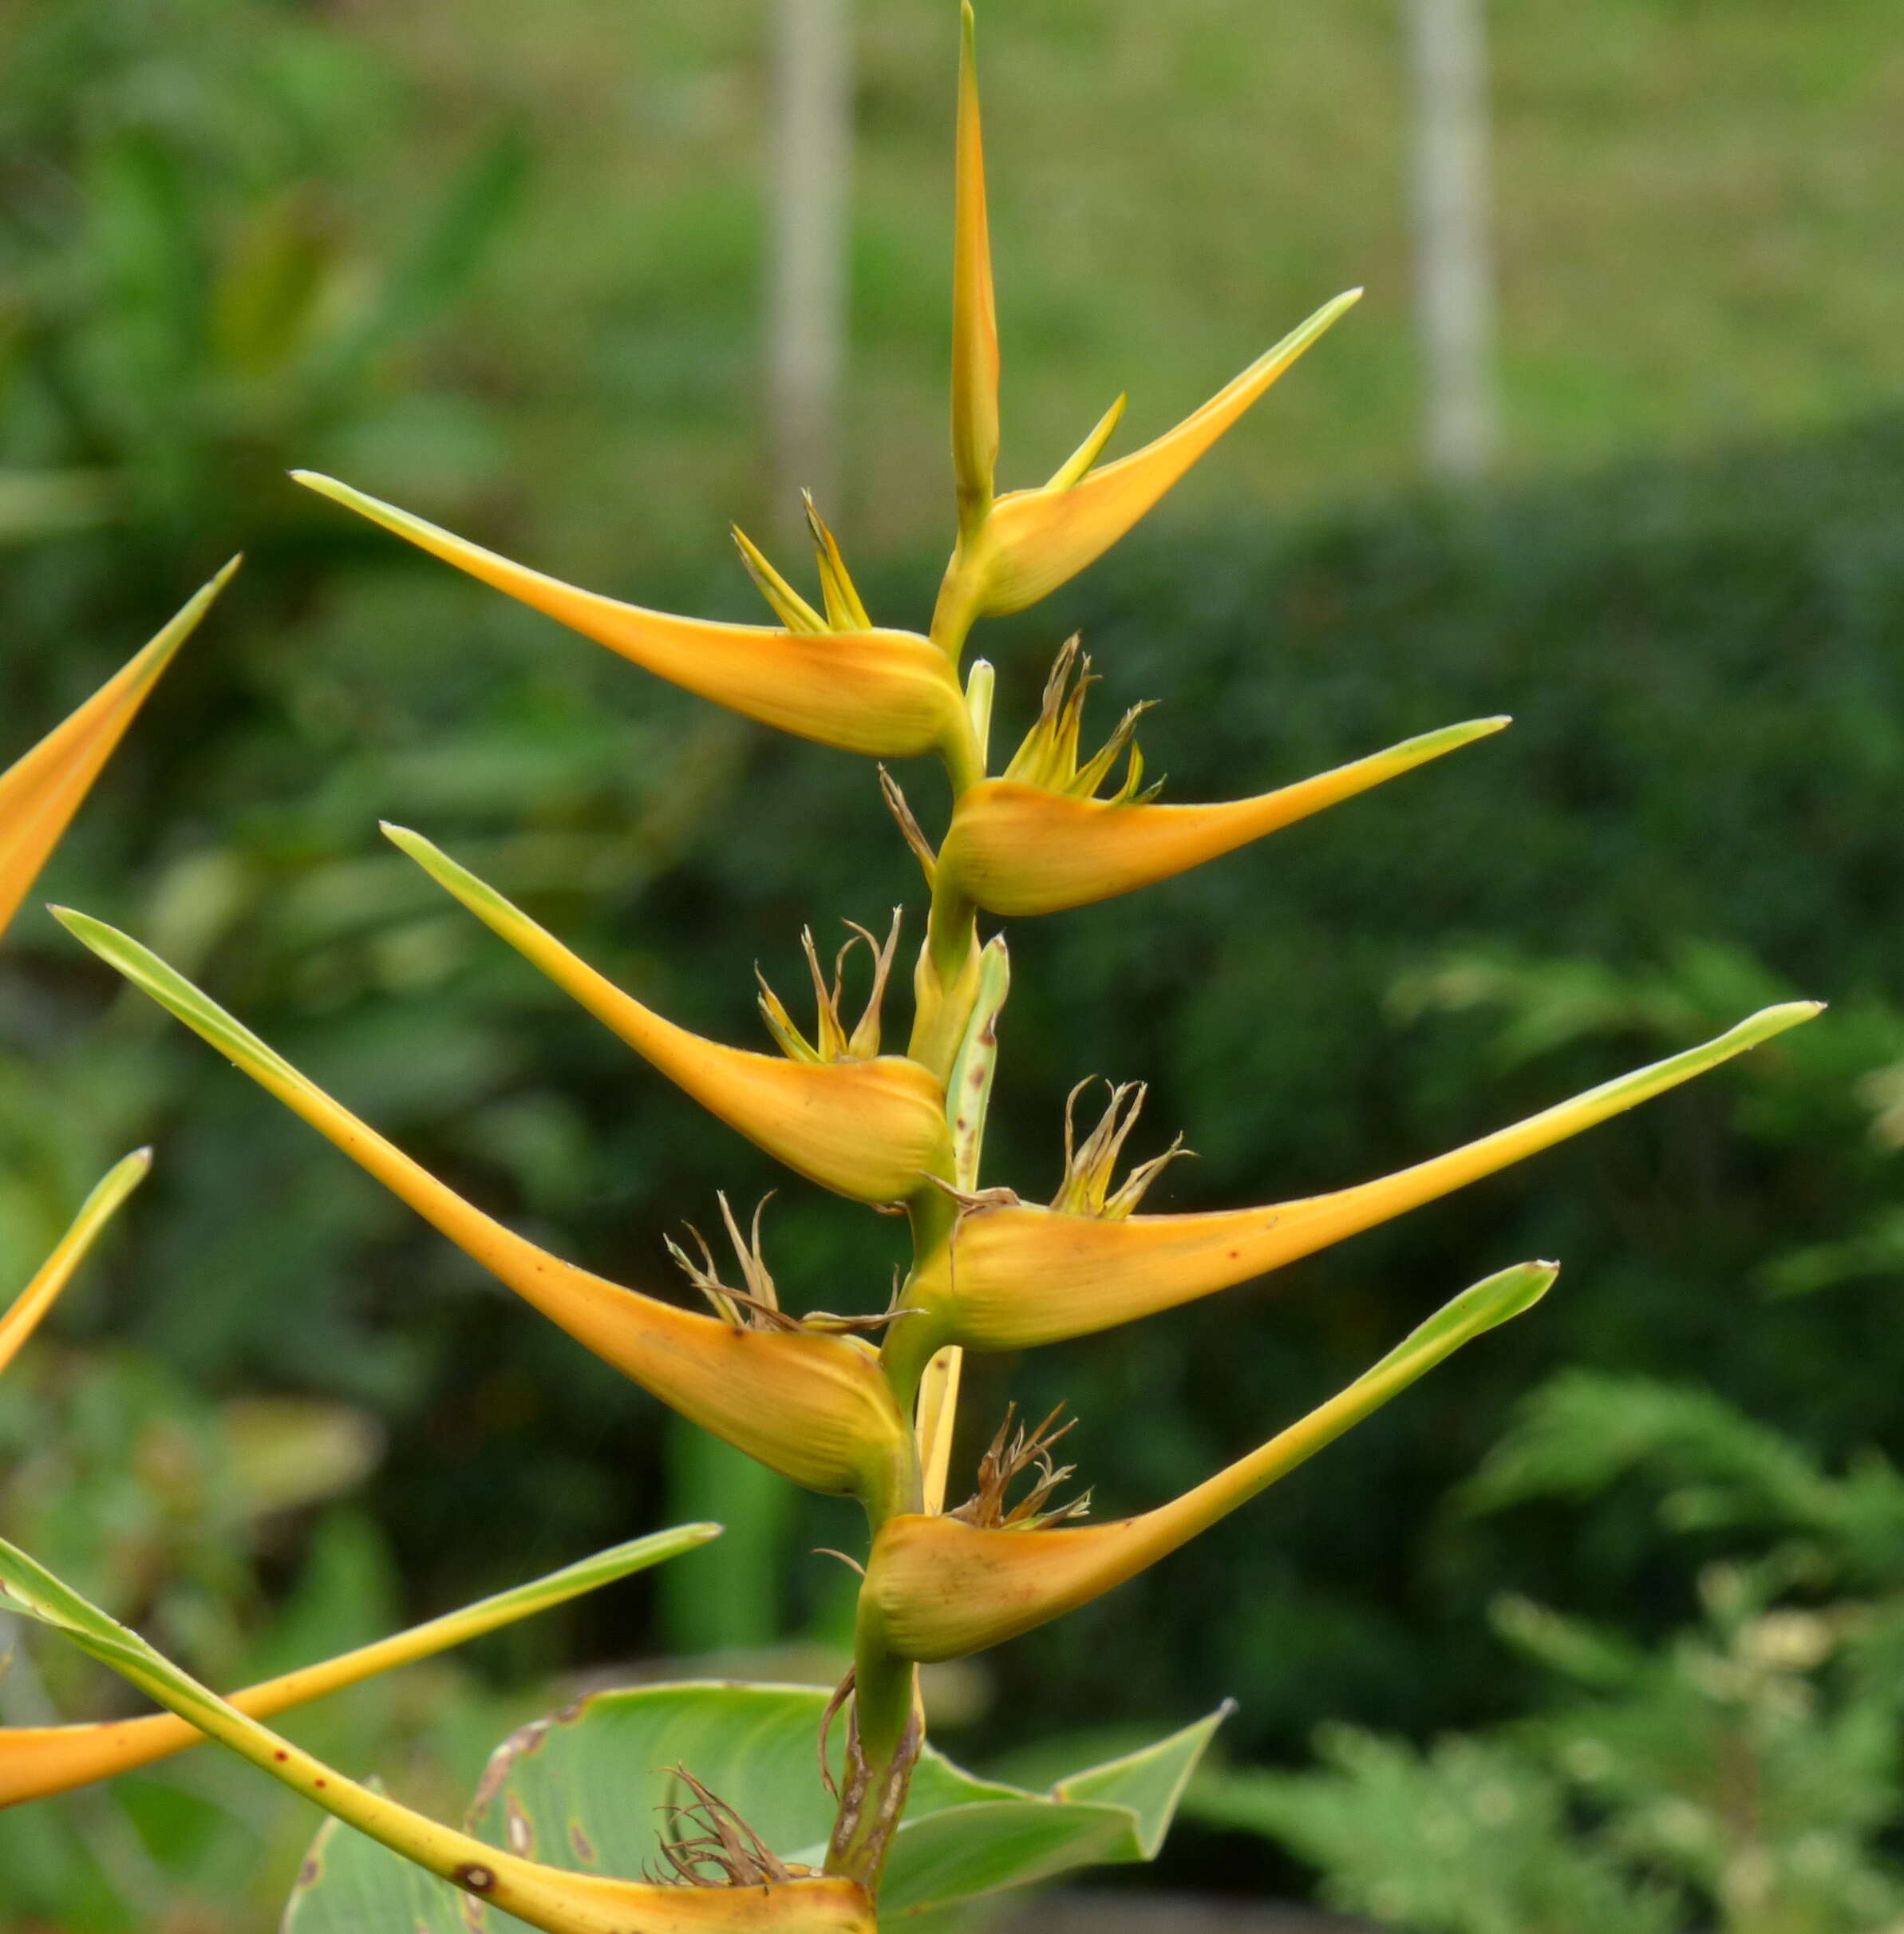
[828,579,990,1892]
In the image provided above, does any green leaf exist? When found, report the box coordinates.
[282,1682,1227,1928]
[282,1783,472,1934]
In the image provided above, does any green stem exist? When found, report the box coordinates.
[824,1604,923,1891]
[827,540,998,1891]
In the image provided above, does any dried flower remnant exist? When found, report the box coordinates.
[950,1405,1093,1532]
[651,1767,821,1889]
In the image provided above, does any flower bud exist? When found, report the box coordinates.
[54,912,917,1509]
[292,473,974,771]
[0,560,235,943]
[911,1002,1823,1351]
[0,1151,150,1380]
[385,826,953,1206]
[0,1525,715,1808]
[866,1262,1557,1662]
[0,1537,875,1932]
[937,715,1507,916]
[950,0,1000,531]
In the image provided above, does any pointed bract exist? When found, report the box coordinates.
[0,1152,150,1380]
[937,717,1507,916]
[908,1002,1823,1351]
[53,911,916,1509]
[0,562,236,943]
[383,827,952,1204]
[951,0,1001,529]
[938,291,1361,630]
[291,473,974,768]
[867,1263,1556,1661]
[0,1540,875,1932]
[0,1525,717,1809]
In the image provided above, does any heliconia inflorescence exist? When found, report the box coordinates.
[1,4,1824,1925]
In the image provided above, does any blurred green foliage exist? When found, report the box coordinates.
[4,0,1904,1926]
[1191,1369,1904,1932]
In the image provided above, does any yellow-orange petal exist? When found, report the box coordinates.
[0,1537,875,1933]
[0,1524,715,1808]
[53,912,915,1509]
[966,291,1361,618]
[382,826,954,1205]
[951,0,1000,528]
[937,716,1505,916]
[291,473,972,769]
[0,561,236,942]
[0,1152,150,1379]
[909,1001,1822,1351]
[867,1263,1554,1661]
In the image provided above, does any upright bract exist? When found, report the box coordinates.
[0,560,235,941]
[6,6,1823,1928]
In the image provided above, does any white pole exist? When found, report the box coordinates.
[1404,0,1499,482]
[767,0,853,540]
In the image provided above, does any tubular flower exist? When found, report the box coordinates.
[908,1002,1822,1352]
[0,560,236,942]
[54,912,917,1509]
[0,1152,150,1380]
[934,710,1509,918]
[0,1540,875,1934]
[291,473,976,778]
[383,825,952,1205]
[0,1525,717,1809]
[929,6,1360,639]
[866,1262,1557,1663]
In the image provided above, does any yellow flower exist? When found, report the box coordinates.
[934,705,1507,916]
[292,473,978,780]
[53,912,917,1512]
[0,1525,715,1809]
[0,561,236,943]
[930,3,1358,640]
[383,827,952,1207]
[0,1537,875,1933]
[905,1002,1820,1353]
[865,1263,1556,1662]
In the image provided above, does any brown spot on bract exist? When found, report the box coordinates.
[506,1794,533,1855]
[298,1858,320,1887]
[569,1818,599,1866]
[455,1863,497,1892]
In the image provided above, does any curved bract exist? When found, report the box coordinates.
[0,1525,717,1809]
[935,717,1507,916]
[383,825,954,1206]
[938,291,1361,633]
[867,1264,1557,1662]
[911,1002,1823,1351]
[0,1538,875,1934]
[55,912,915,1509]
[0,561,235,942]
[0,1152,151,1379]
[292,473,972,768]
